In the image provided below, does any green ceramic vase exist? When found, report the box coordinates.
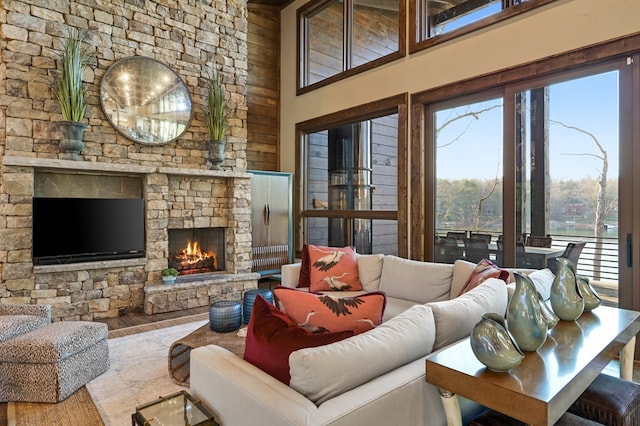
[576,274,601,311]
[507,272,548,352]
[550,258,584,321]
[471,312,524,372]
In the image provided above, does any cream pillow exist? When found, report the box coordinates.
[450,259,478,298]
[288,304,436,405]
[426,278,508,351]
[356,253,384,292]
[379,256,452,303]
[527,268,555,300]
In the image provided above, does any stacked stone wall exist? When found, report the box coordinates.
[0,0,251,320]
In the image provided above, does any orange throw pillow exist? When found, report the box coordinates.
[273,286,386,335]
[458,258,509,296]
[307,245,362,292]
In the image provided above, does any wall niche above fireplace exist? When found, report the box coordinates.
[168,228,226,275]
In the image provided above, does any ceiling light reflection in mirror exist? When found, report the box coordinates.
[100,56,192,145]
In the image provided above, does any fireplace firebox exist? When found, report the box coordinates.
[168,228,225,275]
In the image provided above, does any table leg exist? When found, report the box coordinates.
[620,335,636,381]
[438,388,463,426]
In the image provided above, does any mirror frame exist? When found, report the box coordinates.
[100,56,193,145]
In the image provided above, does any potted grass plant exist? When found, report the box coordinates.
[55,28,92,160]
[204,67,227,170]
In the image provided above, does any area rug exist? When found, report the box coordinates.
[8,387,103,426]
[86,319,208,426]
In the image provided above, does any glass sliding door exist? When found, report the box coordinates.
[513,69,620,306]
[432,96,504,265]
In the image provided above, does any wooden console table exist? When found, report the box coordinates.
[425,305,640,426]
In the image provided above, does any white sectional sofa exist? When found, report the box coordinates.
[190,255,518,425]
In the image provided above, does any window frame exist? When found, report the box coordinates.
[410,32,640,262]
[297,0,406,95]
[409,0,559,54]
[295,93,409,257]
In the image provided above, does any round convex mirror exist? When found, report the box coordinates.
[100,56,192,145]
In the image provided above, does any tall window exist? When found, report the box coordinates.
[301,115,399,255]
[299,0,403,92]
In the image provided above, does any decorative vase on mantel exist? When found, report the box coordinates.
[207,139,226,170]
[57,121,87,161]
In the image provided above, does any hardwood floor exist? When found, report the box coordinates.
[96,306,210,338]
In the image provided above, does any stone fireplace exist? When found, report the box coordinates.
[168,228,226,275]
[0,157,259,320]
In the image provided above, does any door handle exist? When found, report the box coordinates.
[265,204,271,226]
[627,233,633,267]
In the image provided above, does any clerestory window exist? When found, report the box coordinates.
[411,0,559,53]
[298,0,404,93]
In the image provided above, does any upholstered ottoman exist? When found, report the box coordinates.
[470,409,603,425]
[0,321,109,403]
[568,373,640,426]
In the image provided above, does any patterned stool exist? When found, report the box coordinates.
[0,321,109,402]
[568,373,640,426]
[243,288,273,324]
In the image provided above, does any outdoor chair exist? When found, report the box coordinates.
[435,236,462,264]
[446,231,467,242]
[470,232,493,243]
[526,235,553,248]
[547,241,587,274]
[463,238,490,264]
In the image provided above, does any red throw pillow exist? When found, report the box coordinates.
[297,244,311,288]
[458,258,510,296]
[307,245,362,292]
[244,296,353,384]
[273,286,386,335]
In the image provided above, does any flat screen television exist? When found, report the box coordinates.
[32,197,145,265]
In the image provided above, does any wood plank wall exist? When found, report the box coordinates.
[247,5,281,171]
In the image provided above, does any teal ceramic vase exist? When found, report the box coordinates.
[507,273,548,352]
[550,258,584,321]
[470,313,524,372]
[576,274,601,311]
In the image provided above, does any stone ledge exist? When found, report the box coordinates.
[34,258,147,273]
[3,157,253,180]
[144,272,260,294]
[144,272,259,314]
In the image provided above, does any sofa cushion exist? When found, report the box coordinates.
[308,245,363,292]
[528,268,555,300]
[289,303,436,405]
[273,286,386,334]
[458,258,510,296]
[426,278,508,351]
[379,256,452,303]
[450,259,477,298]
[356,253,384,292]
[243,296,354,384]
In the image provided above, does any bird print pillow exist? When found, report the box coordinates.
[273,286,386,335]
[307,245,363,292]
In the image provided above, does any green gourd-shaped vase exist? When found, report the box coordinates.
[471,312,524,372]
[507,273,548,352]
[550,258,584,321]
